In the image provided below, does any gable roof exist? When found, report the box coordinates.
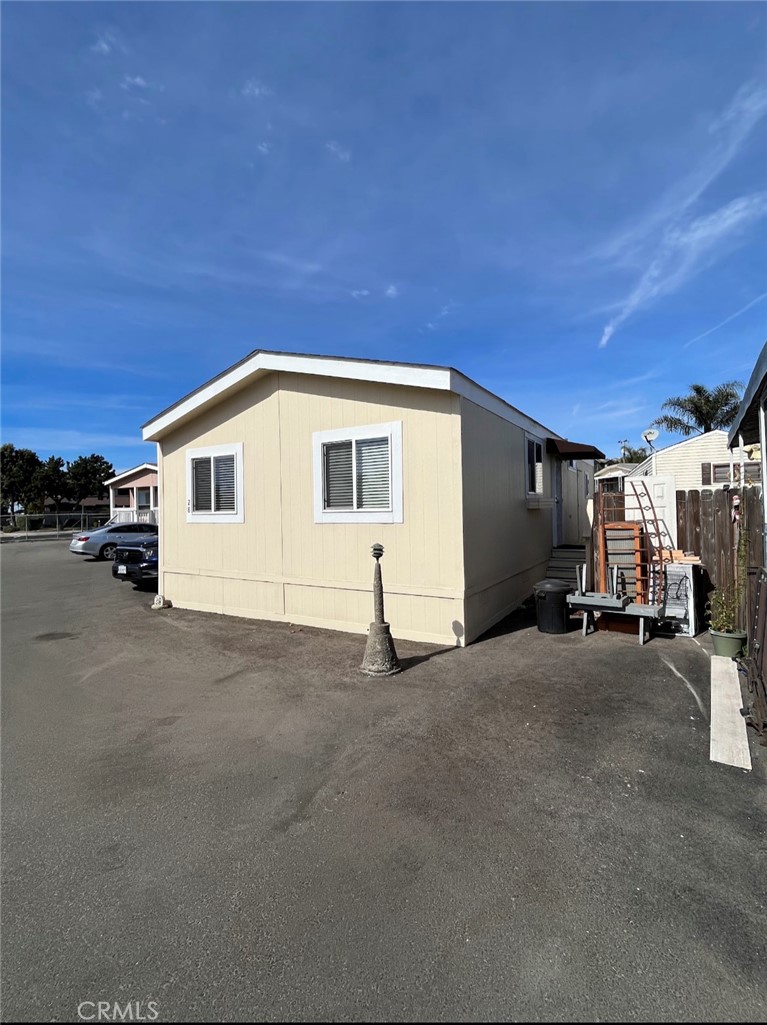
[628,430,729,476]
[104,462,158,486]
[142,349,561,442]
[594,462,634,478]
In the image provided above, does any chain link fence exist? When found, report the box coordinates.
[1,512,115,538]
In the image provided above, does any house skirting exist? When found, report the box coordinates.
[463,559,549,642]
[162,569,465,646]
[160,561,548,647]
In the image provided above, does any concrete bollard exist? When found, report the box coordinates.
[360,543,401,676]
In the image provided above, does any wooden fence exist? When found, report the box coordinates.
[676,487,763,632]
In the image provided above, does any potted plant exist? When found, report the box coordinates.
[706,582,747,658]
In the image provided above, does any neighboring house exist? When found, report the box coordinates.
[42,495,109,514]
[594,433,757,552]
[594,462,635,492]
[105,463,159,523]
[628,430,760,489]
[142,351,602,646]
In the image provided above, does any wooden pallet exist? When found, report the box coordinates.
[601,522,649,604]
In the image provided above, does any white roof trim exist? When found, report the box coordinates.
[648,429,728,455]
[447,369,554,438]
[142,351,559,442]
[626,429,731,476]
[594,464,633,478]
[104,462,158,486]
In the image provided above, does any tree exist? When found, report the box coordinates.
[35,456,71,513]
[601,443,648,467]
[652,381,744,437]
[622,444,649,463]
[67,454,115,514]
[0,444,43,523]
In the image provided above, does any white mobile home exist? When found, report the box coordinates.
[142,351,602,645]
[629,430,761,489]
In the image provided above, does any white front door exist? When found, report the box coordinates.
[623,475,677,550]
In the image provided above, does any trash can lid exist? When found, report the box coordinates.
[533,578,573,594]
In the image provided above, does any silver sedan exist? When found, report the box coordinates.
[69,522,159,561]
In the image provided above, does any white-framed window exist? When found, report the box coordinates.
[526,435,544,495]
[712,462,762,484]
[185,443,244,523]
[313,421,403,524]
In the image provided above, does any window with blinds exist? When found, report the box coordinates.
[712,461,762,485]
[527,438,544,494]
[187,444,243,522]
[192,458,212,511]
[313,421,402,524]
[192,454,237,512]
[323,436,391,511]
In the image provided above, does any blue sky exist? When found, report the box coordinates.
[3,1,766,472]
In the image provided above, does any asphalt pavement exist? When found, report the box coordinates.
[2,542,765,1022]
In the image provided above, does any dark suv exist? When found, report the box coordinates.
[112,537,159,586]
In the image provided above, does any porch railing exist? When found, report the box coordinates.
[111,509,158,524]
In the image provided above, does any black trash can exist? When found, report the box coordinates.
[533,579,573,634]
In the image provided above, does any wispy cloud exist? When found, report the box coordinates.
[3,388,155,413]
[325,140,351,163]
[351,289,370,299]
[90,31,123,56]
[592,81,767,269]
[385,284,399,298]
[257,141,272,155]
[420,299,457,332]
[120,75,149,91]
[6,429,145,453]
[573,400,647,423]
[599,192,767,347]
[2,336,169,377]
[595,80,767,347]
[683,289,767,348]
[258,251,323,277]
[242,79,274,99]
[84,88,102,110]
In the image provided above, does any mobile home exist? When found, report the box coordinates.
[143,351,602,645]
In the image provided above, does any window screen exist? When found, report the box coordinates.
[323,436,390,511]
[192,455,237,513]
[527,439,543,494]
[193,458,213,512]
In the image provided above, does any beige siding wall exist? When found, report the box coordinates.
[123,469,158,489]
[460,399,554,642]
[659,432,733,490]
[158,373,464,644]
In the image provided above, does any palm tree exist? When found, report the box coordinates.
[652,381,744,437]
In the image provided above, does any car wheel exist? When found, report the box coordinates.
[100,543,118,561]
